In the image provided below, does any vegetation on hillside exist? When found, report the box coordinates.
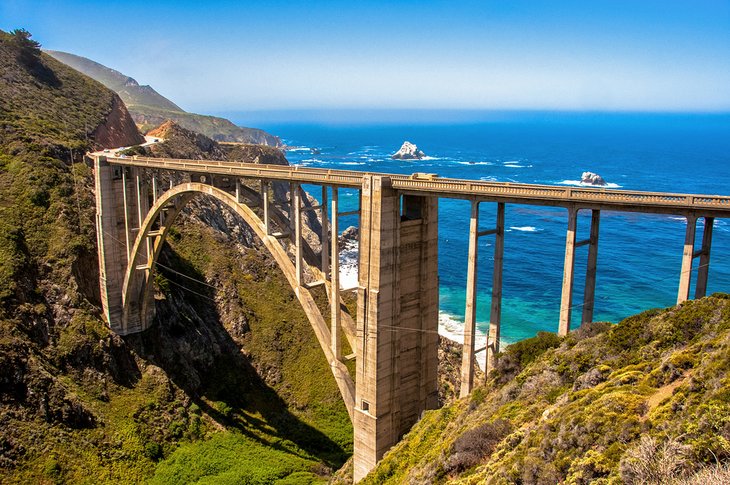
[363,295,730,484]
[1,28,349,483]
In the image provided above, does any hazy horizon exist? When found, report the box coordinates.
[3,0,730,116]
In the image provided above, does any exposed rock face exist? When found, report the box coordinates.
[391,141,426,160]
[581,171,607,186]
[146,120,226,159]
[91,94,145,149]
[339,226,359,246]
[226,143,288,166]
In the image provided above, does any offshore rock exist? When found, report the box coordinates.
[581,171,607,186]
[392,141,426,160]
[339,226,359,246]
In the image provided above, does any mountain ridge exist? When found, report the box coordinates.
[45,49,281,146]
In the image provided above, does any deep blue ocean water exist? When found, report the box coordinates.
[231,112,730,347]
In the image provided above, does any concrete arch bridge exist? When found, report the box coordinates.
[90,154,730,481]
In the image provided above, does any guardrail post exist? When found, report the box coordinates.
[677,215,697,304]
[559,207,578,336]
[694,217,714,299]
[460,200,480,397]
[581,210,601,325]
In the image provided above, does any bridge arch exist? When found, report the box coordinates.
[121,182,355,418]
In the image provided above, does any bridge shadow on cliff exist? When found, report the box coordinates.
[123,245,348,468]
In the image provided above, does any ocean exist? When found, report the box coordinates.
[229,112,730,362]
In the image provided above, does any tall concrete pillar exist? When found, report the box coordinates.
[559,207,578,336]
[677,215,697,304]
[695,217,714,299]
[93,157,152,334]
[460,200,480,397]
[321,186,330,279]
[486,202,505,375]
[581,210,601,324]
[353,177,439,482]
[330,187,342,361]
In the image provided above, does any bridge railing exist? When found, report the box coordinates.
[99,155,730,214]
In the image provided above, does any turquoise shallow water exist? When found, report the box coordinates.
[232,112,730,345]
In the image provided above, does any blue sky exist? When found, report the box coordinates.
[2,0,730,114]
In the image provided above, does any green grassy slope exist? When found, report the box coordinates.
[1,29,349,483]
[363,295,730,484]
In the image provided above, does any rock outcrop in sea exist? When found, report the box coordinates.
[392,141,426,160]
[581,171,607,186]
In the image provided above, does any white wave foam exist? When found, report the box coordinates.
[557,180,623,188]
[510,226,540,232]
[457,161,494,166]
[301,158,323,163]
[286,147,311,152]
[504,163,532,169]
[339,238,359,290]
[438,312,493,370]
[341,161,366,166]
[480,176,499,182]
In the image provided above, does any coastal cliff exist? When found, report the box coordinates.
[45,50,282,146]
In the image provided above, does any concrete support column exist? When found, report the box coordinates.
[330,187,341,361]
[581,210,601,325]
[235,179,242,204]
[152,174,158,204]
[293,182,303,287]
[486,202,505,376]
[121,168,131,263]
[262,180,271,235]
[460,200,480,398]
[353,179,439,482]
[133,168,151,262]
[94,156,125,328]
[354,175,400,482]
[321,185,330,278]
[677,215,698,304]
[559,207,578,336]
[695,217,714,299]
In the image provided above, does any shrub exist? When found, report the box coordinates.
[620,436,691,484]
[444,419,511,474]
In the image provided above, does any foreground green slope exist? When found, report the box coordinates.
[46,49,281,146]
[1,29,349,483]
[364,295,730,484]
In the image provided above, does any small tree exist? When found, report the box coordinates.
[10,28,42,64]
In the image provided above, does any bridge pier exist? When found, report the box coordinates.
[559,208,601,336]
[460,201,506,396]
[330,187,342,361]
[353,176,439,482]
[677,215,715,303]
[94,157,153,334]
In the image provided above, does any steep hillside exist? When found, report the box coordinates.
[1,29,348,484]
[45,50,281,146]
[363,295,730,484]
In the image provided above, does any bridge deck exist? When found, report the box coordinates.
[103,155,730,217]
